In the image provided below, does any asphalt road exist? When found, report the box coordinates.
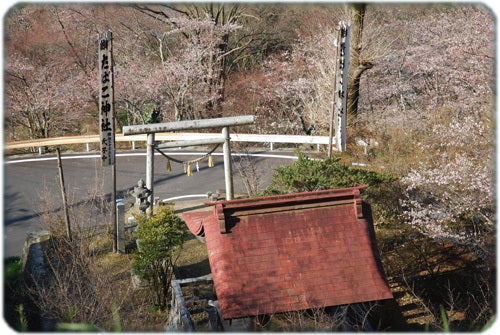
[3,149,297,258]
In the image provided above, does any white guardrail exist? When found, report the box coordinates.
[5,132,335,155]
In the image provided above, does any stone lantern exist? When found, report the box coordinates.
[131,179,151,213]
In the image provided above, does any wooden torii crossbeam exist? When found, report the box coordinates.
[123,116,255,213]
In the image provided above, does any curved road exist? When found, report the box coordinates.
[3,149,297,258]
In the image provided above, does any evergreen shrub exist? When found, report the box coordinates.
[132,206,187,310]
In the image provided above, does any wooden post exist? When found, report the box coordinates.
[98,30,117,251]
[98,30,116,166]
[56,148,71,241]
[98,30,117,252]
[146,132,155,215]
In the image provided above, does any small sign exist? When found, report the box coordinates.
[98,31,115,166]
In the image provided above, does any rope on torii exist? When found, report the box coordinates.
[155,143,219,176]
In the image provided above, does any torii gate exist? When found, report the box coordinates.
[123,116,255,213]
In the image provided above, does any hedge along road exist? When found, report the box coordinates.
[3,149,298,258]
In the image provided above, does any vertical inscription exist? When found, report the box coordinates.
[334,22,350,152]
[98,31,115,166]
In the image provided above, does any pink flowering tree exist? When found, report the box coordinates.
[255,18,349,136]
[151,16,241,121]
[252,4,393,135]
[348,5,496,264]
[358,5,494,134]
[255,51,314,135]
[399,113,494,263]
[115,51,167,125]
[347,5,496,262]
[129,4,244,122]
[4,5,97,140]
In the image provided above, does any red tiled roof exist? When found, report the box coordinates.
[182,186,393,320]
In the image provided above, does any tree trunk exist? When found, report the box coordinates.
[347,4,373,120]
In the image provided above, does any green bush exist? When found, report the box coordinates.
[262,151,391,193]
[132,206,187,310]
[4,256,22,283]
[262,152,401,227]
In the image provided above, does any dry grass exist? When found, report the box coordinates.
[88,239,170,331]
[83,201,212,331]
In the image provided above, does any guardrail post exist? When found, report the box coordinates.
[222,127,234,200]
[86,142,91,152]
[270,142,274,151]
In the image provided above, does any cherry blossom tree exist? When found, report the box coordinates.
[359,5,496,265]
[128,3,297,123]
[158,17,241,121]
[131,3,245,121]
[252,18,346,136]
[358,5,494,132]
[400,114,494,262]
[250,4,392,135]
[5,55,90,139]
[114,14,243,123]
[4,5,98,140]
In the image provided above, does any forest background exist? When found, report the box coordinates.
[2,1,496,332]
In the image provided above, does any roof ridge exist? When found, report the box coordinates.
[205,185,368,210]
